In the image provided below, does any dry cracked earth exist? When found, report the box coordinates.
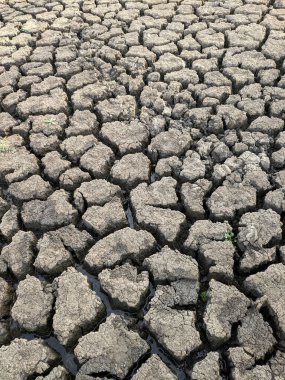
[1,0,285,379]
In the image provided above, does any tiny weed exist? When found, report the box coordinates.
[224,231,236,243]
[0,138,10,153]
[43,118,57,127]
[200,291,208,303]
[20,28,30,33]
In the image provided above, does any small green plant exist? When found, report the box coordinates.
[0,138,10,153]
[200,291,208,303]
[224,231,236,243]
[43,118,57,127]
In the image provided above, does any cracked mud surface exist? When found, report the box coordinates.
[0,0,285,379]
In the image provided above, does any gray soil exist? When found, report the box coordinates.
[0,0,285,379]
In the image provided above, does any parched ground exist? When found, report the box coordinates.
[0,0,285,379]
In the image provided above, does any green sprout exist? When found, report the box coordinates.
[0,138,10,153]
[224,231,236,243]
[43,118,57,127]
[200,291,208,303]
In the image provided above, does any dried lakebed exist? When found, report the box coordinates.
[0,0,285,379]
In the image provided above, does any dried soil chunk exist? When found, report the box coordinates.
[0,147,39,184]
[237,308,276,361]
[21,190,78,231]
[53,267,105,346]
[198,241,235,281]
[184,220,232,252]
[239,247,276,273]
[248,116,284,135]
[66,110,98,137]
[0,205,20,240]
[82,199,127,236]
[244,263,285,340]
[42,151,71,182]
[60,135,97,163]
[1,231,37,280]
[0,339,57,380]
[131,177,178,208]
[154,53,185,74]
[100,119,149,155]
[99,263,149,309]
[59,167,91,191]
[11,276,54,332]
[144,246,199,303]
[95,95,137,123]
[0,197,9,220]
[7,175,53,204]
[85,227,156,271]
[35,365,69,380]
[134,205,186,244]
[132,355,176,380]
[237,209,282,250]
[75,314,149,378]
[111,153,151,188]
[191,352,220,380]
[0,278,13,318]
[204,280,251,348]
[270,350,285,380]
[207,185,256,221]
[17,89,68,118]
[74,179,122,212]
[148,130,191,160]
[80,143,115,178]
[34,233,73,276]
[181,180,211,219]
[52,224,94,260]
[145,286,202,360]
